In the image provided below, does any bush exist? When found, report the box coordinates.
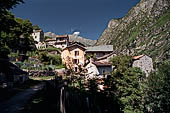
[38,52,62,66]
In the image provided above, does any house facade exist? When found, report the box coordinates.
[85,60,112,79]
[86,45,113,58]
[31,29,46,49]
[36,42,47,50]
[61,43,86,72]
[55,35,69,49]
[45,38,56,47]
[45,35,69,49]
[32,29,44,43]
[132,55,153,77]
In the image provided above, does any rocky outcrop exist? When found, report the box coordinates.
[44,32,57,38]
[69,34,96,46]
[97,0,170,62]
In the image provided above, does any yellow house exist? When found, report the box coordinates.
[61,43,86,72]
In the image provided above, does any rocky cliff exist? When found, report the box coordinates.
[97,0,170,62]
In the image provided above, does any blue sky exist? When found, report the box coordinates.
[11,0,140,40]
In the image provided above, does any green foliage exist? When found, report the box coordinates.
[44,36,51,40]
[144,61,170,113]
[110,55,132,73]
[110,55,145,113]
[45,47,61,52]
[154,9,170,27]
[0,1,35,58]
[0,45,10,59]
[33,24,41,30]
[0,0,23,12]
[38,52,62,66]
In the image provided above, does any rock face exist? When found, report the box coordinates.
[97,0,170,62]
[45,32,96,46]
[69,34,96,46]
[44,32,57,38]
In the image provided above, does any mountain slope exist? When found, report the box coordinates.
[97,0,170,62]
[69,34,96,46]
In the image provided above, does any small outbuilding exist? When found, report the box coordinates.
[132,55,153,77]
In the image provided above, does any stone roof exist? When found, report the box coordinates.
[93,61,112,67]
[133,55,144,60]
[33,29,43,33]
[97,52,116,61]
[62,43,86,51]
[45,38,56,42]
[56,35,69,38]
[86,45,113,52]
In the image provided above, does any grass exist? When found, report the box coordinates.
[29,76,55,80]
[154,10,170,27]
[56,64,66,69]
[39,47,62,52]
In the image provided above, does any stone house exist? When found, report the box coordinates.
[93,61,112,75]
[45,38,56,47]
[45,35,69,49]
[61,43,86,72]
[85,45,113,58]
[85,58,112,79]
[132,55,153,77]
[31,29,44,43]
[55,35,69,49]
[36,42,47,50]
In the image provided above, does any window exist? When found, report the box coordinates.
[75,67,78,72]
[75,51,79,56]
[102,70,106,75]
[73,59,79,64]
[35,36,37,39]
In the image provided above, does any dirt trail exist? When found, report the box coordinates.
[0,83,44,113]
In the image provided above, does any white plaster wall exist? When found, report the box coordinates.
[85,63,99,79]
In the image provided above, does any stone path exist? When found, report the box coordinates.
[0,83,44,113]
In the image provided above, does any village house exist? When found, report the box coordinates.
[31,29,46,49]
[86,45,113,58]
[32,29,44,43]
[85,58,112,79]
[45,35,69,49]
[61,43,86,72]
[55,35,69,49]
[45,38,56,47]
[36,42,47,50]
[132,55,154,77]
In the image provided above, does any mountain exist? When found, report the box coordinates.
[69,34,96,46]
[96,0,170,63]
[44,32,97,46]
[44,32,57,38]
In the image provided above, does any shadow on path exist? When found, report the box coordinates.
[0,83,44,113]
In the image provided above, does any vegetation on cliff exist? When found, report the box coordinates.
[97,0,170,63]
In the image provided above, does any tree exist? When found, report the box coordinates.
[144,61,170,113]
[0,0,24,12]
[109,55,145,113]
[0,1,35,58]
[33,24,41,30]
[0,0,27,58]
